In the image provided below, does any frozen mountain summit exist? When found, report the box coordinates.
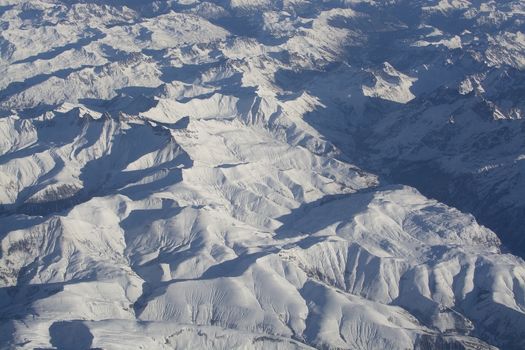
[1,0,525,349]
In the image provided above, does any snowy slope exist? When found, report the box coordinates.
[1,1,525,349]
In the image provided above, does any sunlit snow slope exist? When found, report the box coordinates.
[1,1,525,349]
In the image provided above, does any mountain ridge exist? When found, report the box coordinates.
[1,1,525,349]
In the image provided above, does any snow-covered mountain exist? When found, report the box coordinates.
[1,1,524,349]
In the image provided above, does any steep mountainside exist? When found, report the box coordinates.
[1,1,524,349]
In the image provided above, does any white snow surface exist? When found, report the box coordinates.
[1,1,525,349]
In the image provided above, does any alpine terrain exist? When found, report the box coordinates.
[1,0,525,349]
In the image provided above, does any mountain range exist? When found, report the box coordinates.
[1,1,525,349]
